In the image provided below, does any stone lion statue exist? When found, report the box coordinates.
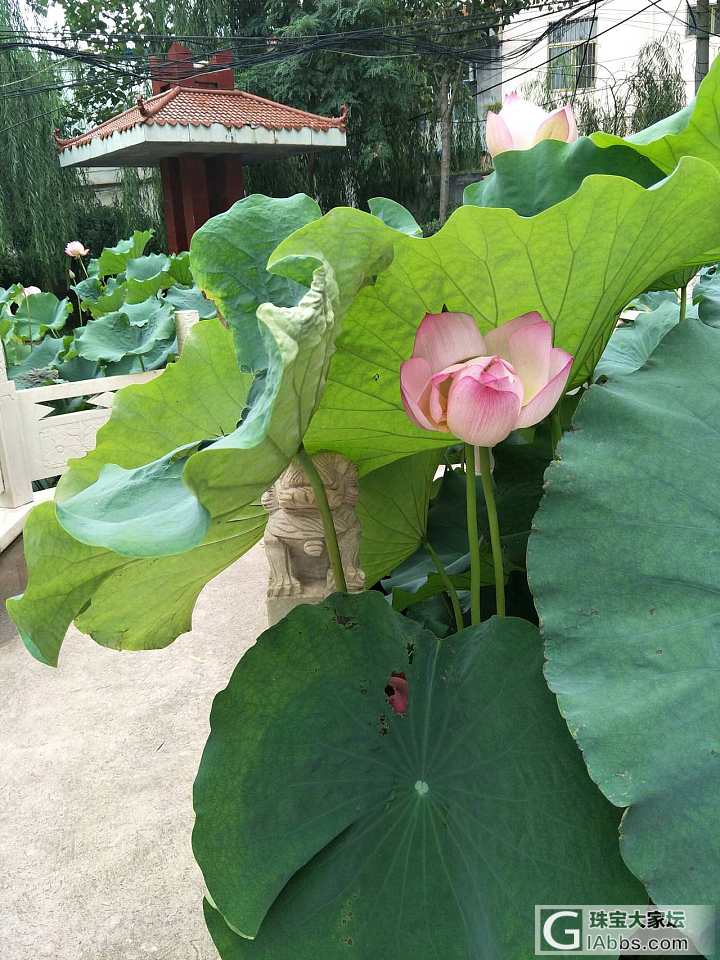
[261,453,365,608]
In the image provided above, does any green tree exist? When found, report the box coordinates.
[0,0,100,288]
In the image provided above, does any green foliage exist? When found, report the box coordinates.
[1,229,217,385]
[12,55,720,959]
[56,261,339,557]
[528,316,720,914]
[194,593,644,957]
[271,159,720,473]
[463,137,665,217]
[356,450,442,586]
[367,196,423,236]
[190,194,322,370]
[7,320,261,666]
[594,297,683,380]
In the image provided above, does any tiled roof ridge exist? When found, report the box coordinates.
[173,86,348,128]
[56,86,347,153]
[137,86,181,119]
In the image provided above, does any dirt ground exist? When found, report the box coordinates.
[0,542,269,960]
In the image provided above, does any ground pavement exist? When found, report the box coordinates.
[0,542,269,960]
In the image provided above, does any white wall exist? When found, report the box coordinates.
[475,0,719,118]
[84,167,154,206]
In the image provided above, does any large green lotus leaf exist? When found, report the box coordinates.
[368,196,423,236]
[193,593,644,958]
[163,283,217,319]
[57,444,209,557]
[124,253,172,303]
[103,336,176,375]
[87,278,126,319]
[55,266,339,557]
[356,450,442,586]
[190,193,322,371]
[119,296,174,327]
[270,158,720,474]
[72,305,176,362]
[693,265,720,322]
[97,229,153,276]
[6,320,268,667]
[72,275,104,304]
[14,293,71,338]
[591,56,720,174]
[464,137,665,217]
[8,336,67,384]
[527,317,720,921]
[168,250,193,286]
[594,298,681,380]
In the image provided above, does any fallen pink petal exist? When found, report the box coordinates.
[385,673,409,715]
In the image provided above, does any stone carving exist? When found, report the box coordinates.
[36,410,110,478]
[262,453,365,625]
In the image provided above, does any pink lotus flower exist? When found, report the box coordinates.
[22,285,41,298]
[64,241,89,258]
[400,311,573,448]
[486,93,578,157]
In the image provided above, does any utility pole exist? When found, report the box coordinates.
[695,0,710,92]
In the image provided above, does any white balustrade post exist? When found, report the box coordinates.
[0,342,34,508]
[175,309,200,353]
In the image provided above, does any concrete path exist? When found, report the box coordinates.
[0,543,269,960]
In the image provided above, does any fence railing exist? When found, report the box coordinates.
[0,309,199,547]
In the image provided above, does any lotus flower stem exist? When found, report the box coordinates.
[424,538,463,634]
[477,446,505,618]
[679,284,688,323]
[296,445,348,593]
[464,444,482,626]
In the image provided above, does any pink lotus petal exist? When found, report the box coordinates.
[413,312,486,374]
[498,96,551,149]
[484,311,544,360]
[485,111,515,157]
[446,365,523,447]
[515,349,573,428]
[386,673,408,715]
[506,318,553,403]
[534,104,578,145]
[400,357,443,432]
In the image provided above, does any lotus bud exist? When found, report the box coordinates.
[486,93,578,157]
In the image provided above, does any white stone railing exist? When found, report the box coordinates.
[0,309,199,550]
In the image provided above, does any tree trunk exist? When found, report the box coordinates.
[438,70,452,225]
[438,65,462,225]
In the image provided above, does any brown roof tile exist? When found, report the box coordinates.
[56,86,347,151]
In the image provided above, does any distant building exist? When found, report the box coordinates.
[473,0,720,119]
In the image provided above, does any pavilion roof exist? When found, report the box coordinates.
[56,85,348,153]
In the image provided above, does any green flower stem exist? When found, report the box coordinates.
[74,290,85,328]
[464,444,481,626]
[477,446,505,618]
[424,539,463,634]
[551,405,563,456]
[296,445,348,593]
[679,284,688,323]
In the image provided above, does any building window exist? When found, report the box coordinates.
[548,17,597,91]
[686,3,717,35]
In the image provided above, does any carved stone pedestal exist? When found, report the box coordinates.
[262,453,365,626]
